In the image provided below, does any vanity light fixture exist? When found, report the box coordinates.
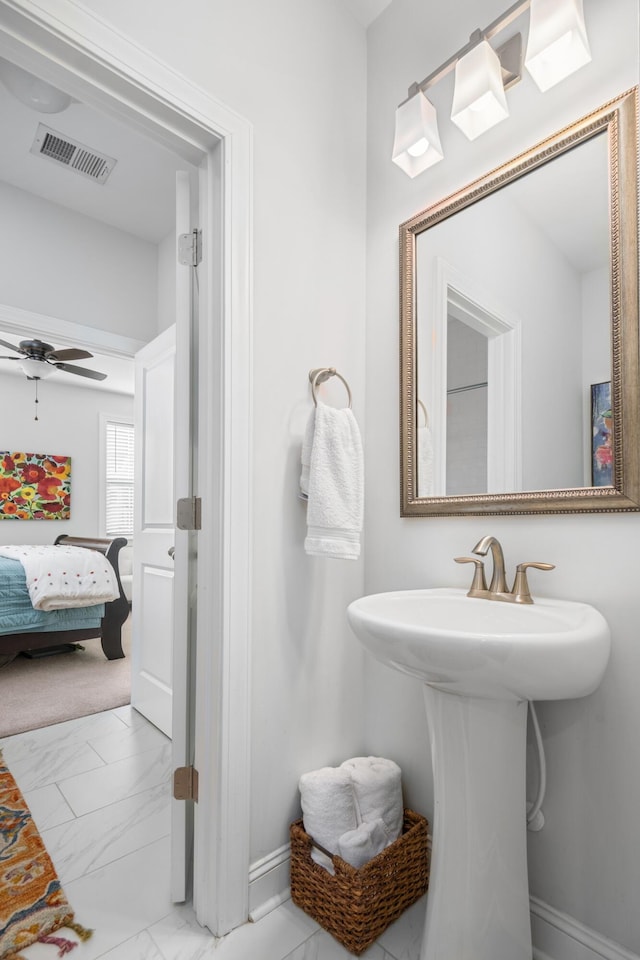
[525,0,591,92]
[393,0,592,177]
[450,34,510,140]
[392,87,444,176]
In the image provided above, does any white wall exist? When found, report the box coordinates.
[68,0,369,866]
[0,181,158,342]
[0,374,133,544]
[366,0,639,952]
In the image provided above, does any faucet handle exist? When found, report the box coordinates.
[455,556,488,597]
[511,561,555,604]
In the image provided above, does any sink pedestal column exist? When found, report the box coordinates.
[421,686,532,960]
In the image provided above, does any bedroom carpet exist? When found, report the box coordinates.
[0,616,131,738]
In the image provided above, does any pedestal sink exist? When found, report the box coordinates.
[347,587,610,960]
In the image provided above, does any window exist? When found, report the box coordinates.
[103,417,134,538]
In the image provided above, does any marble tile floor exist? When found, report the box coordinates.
[0,707,426,960]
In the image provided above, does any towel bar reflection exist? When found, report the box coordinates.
[309,367,352,408]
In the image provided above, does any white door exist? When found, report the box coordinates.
[132,324,177,735]
[132,171,195,901]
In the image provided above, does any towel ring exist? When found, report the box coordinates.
[417,398,429,427]
[309,367,352,409]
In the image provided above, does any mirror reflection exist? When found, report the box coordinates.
[416,133,610,497]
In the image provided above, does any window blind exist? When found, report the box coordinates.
[105,420,134,537]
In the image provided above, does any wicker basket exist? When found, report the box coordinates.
[290,809,431,956]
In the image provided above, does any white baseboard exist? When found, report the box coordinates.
[248,843,291,922]
[531,896,639,960]
[246,851,639,960]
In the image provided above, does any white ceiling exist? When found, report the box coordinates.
[0,58,199,397]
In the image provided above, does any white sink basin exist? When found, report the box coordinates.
[347,585,611,960]
[347,586,610,700]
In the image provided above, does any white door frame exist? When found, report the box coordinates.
[426,258,522,495]
[0,0,253,935]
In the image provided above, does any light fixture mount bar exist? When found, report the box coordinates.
[498,33,523,90]
[483,0,530,40]
[407,0,530,99]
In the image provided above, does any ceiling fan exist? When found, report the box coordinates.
[0,337,107,381]
[0,337,107,420]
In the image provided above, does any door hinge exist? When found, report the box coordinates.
[178,228,202,266]
[176,496,202,530]
[174,765,199,802]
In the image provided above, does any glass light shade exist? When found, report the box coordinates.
[20,358,56,379]
[392,90,444,178]
[525,0,591,92]
[450,40,509,141]
[0,59,72,113]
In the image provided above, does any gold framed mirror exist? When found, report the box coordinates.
[400,88,639,517]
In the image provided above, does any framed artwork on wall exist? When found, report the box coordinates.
[0,453,71,519]
[591,382,613,487]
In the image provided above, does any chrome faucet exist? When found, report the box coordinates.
[455,535,555,604]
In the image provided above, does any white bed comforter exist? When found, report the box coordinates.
[0,544,120,611]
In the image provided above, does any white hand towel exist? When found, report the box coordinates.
[299,766,359,871]
[302,400,364,560]
[340,757,403,843]
[337,818,390,869]
[299,407,315,500]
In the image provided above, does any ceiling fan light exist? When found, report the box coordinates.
[19,358,56,380]
[525,0,591,92]
[451,39,509,141]
[392,90,444,178]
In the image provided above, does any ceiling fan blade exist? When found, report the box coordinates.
[0,355,20,360]
[47,348,94,362]
[54,362,107,381]
[0,338,23,354]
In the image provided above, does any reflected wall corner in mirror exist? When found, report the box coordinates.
[399,87,639,518]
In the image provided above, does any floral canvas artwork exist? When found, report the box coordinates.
[0,452,71,519]
[591,382,613,487]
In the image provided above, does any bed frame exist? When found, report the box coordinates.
[0,535,130,661]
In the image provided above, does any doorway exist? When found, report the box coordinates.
[0,2,252,936]
[0,63,193,735]
[421,257,522,497]
[0,325,136,733]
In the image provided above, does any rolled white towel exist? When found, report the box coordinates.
[299,766,359,871]
[337,818,390,869]
[340,756,403,843]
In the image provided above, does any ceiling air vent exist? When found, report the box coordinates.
[30,124,117,184]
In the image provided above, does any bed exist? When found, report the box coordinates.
[0,535,130,662]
